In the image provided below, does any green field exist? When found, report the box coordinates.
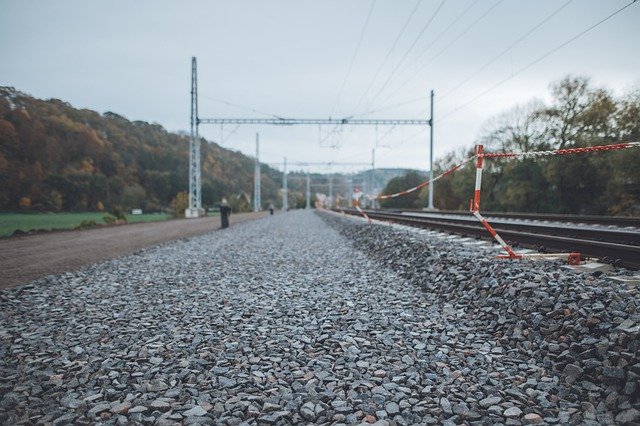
[0,212,173,237]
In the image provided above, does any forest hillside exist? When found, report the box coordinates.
[0,87,284,213]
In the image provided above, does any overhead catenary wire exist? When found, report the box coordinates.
[330,0,377,117]
[368,0,504,115]
[440,0,575,100]
[352,0,423,114]
[364,0,478,111]
[362,0,448,114]
[439,0,639,122]
[199,94,285,120]
[219,123,241,144]
[353,0,504,118]
[400,0,479,74]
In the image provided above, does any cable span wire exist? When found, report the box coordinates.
[352,0,423,113]
[199,94,284,119]
[366,0,477,108]
[331,0,377,117]
[440,0,575,100]
[439,0,639,121]
[219,124,241,144]
[401,0,479,73]
[362,0,448,113]
[367,0,504,111]
[352,0,503,119]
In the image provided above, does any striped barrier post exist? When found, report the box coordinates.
[355,205,372,224]
[470,145,520,259]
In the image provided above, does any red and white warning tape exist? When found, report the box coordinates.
[355,205,372,223]
[471,141,639,262]
[369,156,474,201]
[482,141,640,159]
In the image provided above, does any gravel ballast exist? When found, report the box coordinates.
[1,210,638,425]
[321,211,639,425]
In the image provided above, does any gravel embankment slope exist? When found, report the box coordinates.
[0,210,638,425]
[321,211,639,425]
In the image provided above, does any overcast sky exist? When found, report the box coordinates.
[1,0,638,174]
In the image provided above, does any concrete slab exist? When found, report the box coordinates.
[563,262,614,273]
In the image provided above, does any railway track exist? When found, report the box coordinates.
[339,208,640,269]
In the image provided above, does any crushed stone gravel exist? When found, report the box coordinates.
[1,210,638,425]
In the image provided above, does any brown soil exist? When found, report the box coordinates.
[0,212,269,290]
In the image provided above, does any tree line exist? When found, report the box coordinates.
[0,87,287,214]
[382,76,640,216]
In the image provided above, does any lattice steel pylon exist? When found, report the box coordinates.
[186,56,203,218]
[190,58,436,212]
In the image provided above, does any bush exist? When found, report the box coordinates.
[111,205,127,221]
[103,214,117,224]
[170,191,189,218]
[75,219,98,230]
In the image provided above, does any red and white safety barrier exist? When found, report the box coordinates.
[355,205,372,224]
[369,156,474,201]
[482,141,640,159]
[469,145,520,259]
[469,141,640,263]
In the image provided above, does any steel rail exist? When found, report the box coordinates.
[391,212,640,246]
[338,209,640,269]
[389,209,640,228]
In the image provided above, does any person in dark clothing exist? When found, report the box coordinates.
[269,203,274,215]
[219,198,231,229]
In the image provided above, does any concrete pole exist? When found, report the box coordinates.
[328,175,333,208]
[347,177,353,208]
[306,173,311,209]
[428,90,435,210]
[254,133,261,212]
[371,148,376,209]
[282,157,288,211]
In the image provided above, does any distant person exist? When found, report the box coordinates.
[269,204,274,215]
[219,198,231,229]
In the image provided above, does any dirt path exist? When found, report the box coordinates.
[0,212,270,290]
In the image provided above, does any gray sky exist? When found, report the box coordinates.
[1,0,638,174]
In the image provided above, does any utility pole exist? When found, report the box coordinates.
[254,133,261,212]
[282,157,288,211]
[306,173,311,209]
[347,177,353,208]
[371,148,376,209]
[186,56,202,218]
[428,89,435,210]
[328,175,333,208]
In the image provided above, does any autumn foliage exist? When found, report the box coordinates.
[0,87,283,212]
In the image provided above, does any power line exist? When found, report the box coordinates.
[363,0,448,113]
[440,0,575,100]
[199,94,284,119]
[352,0,423,113]
[370,0,504,110]
[220,123,241,144]
[402,0,479,73]
[331,0,377,117]
[440,0,638,121]
[352,0,502,119]
[367,0,480,112]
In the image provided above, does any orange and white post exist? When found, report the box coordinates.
[470,145,520,259]
[470,145,581,264]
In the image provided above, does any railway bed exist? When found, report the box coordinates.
[1,211,638,425]
[339,208,640,270]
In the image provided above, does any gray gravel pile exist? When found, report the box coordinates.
[321,211,640,425]
[2,210,638,425]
